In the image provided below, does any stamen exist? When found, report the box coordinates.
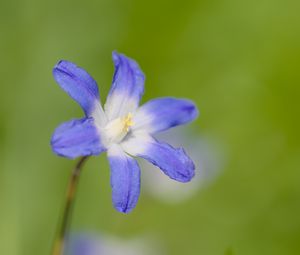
[104,112,135,145]
[123,112,134,132]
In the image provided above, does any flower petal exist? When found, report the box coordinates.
[107,144,141,213]
[122,134,195,182]
[51,118,105,159]
[104,52,145,120]
[132,97,198,134]
[53,60,102,116]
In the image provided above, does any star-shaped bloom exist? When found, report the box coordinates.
[51,52,199,213]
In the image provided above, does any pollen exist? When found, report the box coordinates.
[104,112,135,144]
[123,112,134,132]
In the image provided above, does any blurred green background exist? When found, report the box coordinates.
[1,0,300,254]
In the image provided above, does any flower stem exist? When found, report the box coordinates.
[52,156,89,255]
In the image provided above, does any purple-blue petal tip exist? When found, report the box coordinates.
[52,60,99,116]
[176,147,196,182]
[115,206,134,214]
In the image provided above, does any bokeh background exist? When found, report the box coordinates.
[1,0,300,254]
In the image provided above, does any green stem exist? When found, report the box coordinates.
[52,156,89,255]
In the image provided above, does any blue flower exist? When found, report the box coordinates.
[51,52,199,213]
[67,233,162,255]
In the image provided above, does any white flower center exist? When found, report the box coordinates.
[103,112,134,145]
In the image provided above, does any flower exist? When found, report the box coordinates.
[51,52,199,213]
[67,232,164,255]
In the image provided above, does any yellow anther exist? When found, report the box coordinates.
[123,112,134,132]
[104,112,135,144]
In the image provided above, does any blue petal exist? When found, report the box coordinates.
[108,144,141,213]
[133,97,198,134]
[53,60,100,116]
[67,235,95,255]
[122,135,195,182]
[104,52,145,120]
[51,118,105,159]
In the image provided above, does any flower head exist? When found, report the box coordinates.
[67,233,163,255]
[51,52,199,213]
